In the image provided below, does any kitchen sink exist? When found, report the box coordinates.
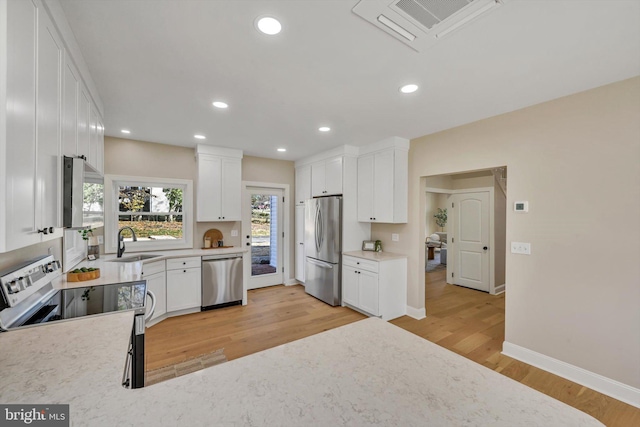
[107,255,161,263]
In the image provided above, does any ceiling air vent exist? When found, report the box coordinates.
[352,0,509,52]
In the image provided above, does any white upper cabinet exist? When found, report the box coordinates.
[311,156,343,197]
[62,50,104,175]
[36,9,64,239]
[2,0,65,252]
[295,165,311,205]
[62,52,79,158]
[357,138,409,223]
[0,0,104,253]
[196,145,243,222]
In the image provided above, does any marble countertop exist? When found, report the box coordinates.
[53,247,246,290]
[343,250,408,261]
[0,316,603,426]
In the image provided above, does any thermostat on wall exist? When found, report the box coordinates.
[514,201,528,213]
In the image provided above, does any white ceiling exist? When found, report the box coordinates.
[58,0,640,161]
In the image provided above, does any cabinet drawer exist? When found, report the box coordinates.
[142,260,165,276]
[167,257,201,270]
[343,256,378,273]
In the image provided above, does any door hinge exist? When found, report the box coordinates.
[282,232,285,238]
[451,237,454,243]
[282,267,284,273]
[452,272,454,277]
[452,202,454,208]
[283,196,285,203]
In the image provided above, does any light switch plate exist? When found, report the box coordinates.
[231,230,238,237]
[392,233,399,242]
[511,242,531,255]
[97,235,104,245]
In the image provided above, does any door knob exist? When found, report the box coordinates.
[246,242,250,246]
[483,246,488,250]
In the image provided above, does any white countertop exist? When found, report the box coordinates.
[0,316,602,426]
[343,250,408,261]
[53,247,246,290]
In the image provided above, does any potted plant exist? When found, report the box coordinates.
[434,208,447,231]
[78,228,100,259]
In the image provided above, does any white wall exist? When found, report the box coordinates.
[371,76,640,391]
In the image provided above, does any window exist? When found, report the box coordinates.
[105,175,193,253]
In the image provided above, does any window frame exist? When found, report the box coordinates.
[104,175,194,253]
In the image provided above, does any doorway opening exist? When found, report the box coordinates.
[424,168,507,295]
[245,187,284,289]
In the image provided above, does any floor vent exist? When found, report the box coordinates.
[352,0,508,52]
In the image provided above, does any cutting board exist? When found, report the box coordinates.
[202,228,224,248]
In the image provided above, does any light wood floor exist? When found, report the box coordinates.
[146,274,640,426]
[145,285,366,370]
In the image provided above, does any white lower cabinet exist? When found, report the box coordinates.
[166,257,201,312]
[342,254,407,321]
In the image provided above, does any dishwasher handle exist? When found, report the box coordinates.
[202,253,243,261]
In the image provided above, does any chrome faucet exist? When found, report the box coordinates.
[117,226,137,258]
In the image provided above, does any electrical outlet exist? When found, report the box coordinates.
[511,242,531,255]
[231,230,238,237]
[392,233,399,242]
[97,235,104,245]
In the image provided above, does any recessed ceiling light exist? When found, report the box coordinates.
[194,134,206,140]
[318,127,331,132]
[277,148,286,152]
[121,129,131,134]
[212,101,228,109]
[256,16,282,35]
[400,84,419,94]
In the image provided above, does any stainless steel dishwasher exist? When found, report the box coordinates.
[201,253,243,310]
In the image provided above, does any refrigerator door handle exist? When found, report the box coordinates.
[314,205,321,253]
[307,258,334,269]
[318,206,324,250]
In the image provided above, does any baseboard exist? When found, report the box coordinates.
[502,341,640,409]
[492,283,505,295]
[406,305,426,320]
[285,278,302,286]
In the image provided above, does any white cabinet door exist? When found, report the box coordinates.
[295,165,311,205]
[357,154,374,222]
[342,265,359,307]
[372,150,395,222]
[166,268,202,311]
[324,157,343,196]
[197,155,222,221]
[358,270,379,316]
[220,157,242,220]
[4,0,39,252]
[311,162,326,197]
[62,52,79,158]
[36,10,63,237]
[77,86,91,161]
[88,105,99,170]
[295,205,305,282]
[145,271,166,323]
[97,117,104,175]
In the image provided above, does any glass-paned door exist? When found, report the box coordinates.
[246,187,284,289]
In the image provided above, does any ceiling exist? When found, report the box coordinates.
[58,0,640,161]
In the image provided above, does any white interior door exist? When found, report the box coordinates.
[244,187,284,289]
[450,191,490,292]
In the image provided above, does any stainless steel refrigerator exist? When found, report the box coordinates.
[305,196,342,306]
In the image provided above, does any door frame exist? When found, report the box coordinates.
[426,186,498,295]
[241,182,292,295]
